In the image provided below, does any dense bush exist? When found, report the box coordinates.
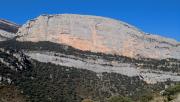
[16,60,151,102]
[165,84,180,95]
[139,93,153,102]
[81,99,94,102]
[108,96,132,102]
[163,84,180,101]
[0,85,26,102]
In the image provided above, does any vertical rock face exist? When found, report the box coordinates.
[0,19,20,41]
[17,14,180,59]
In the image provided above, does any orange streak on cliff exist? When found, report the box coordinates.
[58,34,111,53]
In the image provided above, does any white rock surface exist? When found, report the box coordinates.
[25,51,180,84]
[0,29,16,41]
[17,14,180,59]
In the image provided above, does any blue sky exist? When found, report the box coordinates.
[0,0,179,41]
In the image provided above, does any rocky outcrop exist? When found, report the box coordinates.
[17,14,180,59]
[0,48,31,84]
[0,19,20,41]
[0,19,19,33]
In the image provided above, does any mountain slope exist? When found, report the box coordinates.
[1,40,180,84]
[0,14,180,102]
[0,42,172,102]
[17,14,180,59]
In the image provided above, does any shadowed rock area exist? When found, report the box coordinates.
[0,19,20,41]
[0,19,20,33]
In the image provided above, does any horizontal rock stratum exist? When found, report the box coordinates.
[0,19,20,41]
[17,14,180,59]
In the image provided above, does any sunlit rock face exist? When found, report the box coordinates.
[0,19,20,41]
[17,14,180,59]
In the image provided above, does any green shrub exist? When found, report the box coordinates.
[163,84,180,101]
[108,96,132,102]
[139,94,153,102]
[164,84,180,96]
[81,99,94,102]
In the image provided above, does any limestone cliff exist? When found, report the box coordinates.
[17,14,180,59]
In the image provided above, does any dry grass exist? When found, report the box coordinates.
[0,85,26,102]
